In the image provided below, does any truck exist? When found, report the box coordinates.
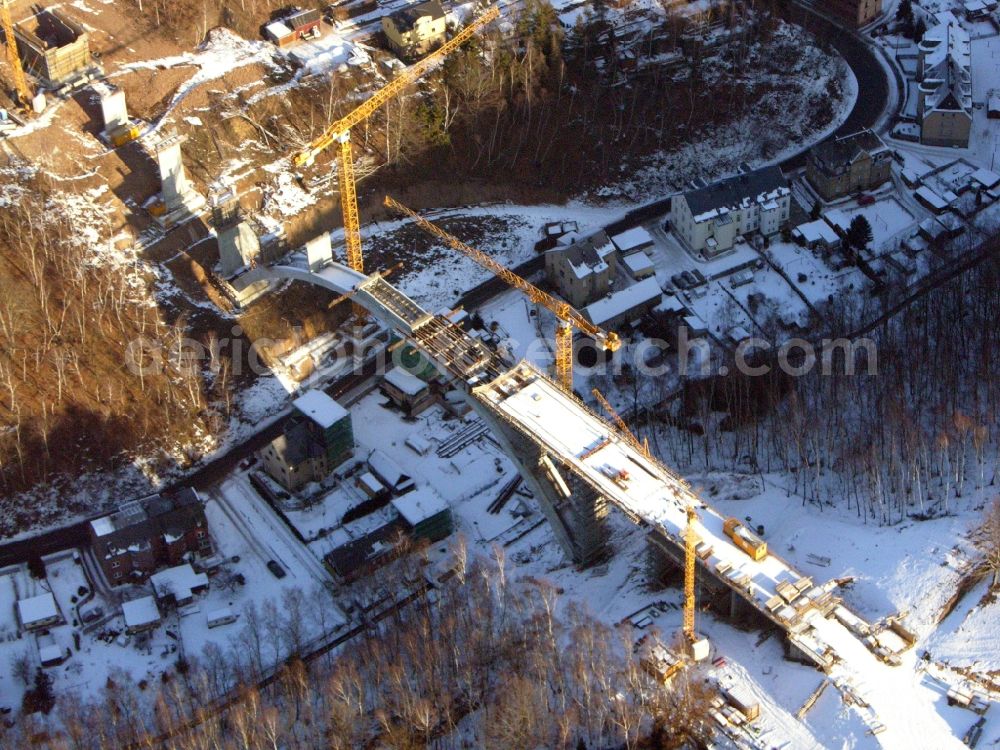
[723,517,767,560]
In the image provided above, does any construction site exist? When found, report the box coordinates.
[1,0,998,745]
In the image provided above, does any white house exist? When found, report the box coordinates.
[671,167,790,257]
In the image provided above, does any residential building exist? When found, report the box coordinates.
[89,488,212,585]
[671,166,791,256]
[583,276,662,329]
[792,219,842,251]
[150,563,209,607]
[122,596,161,634]
[545,231,618,308]
[260,389,354,491]
[917,20,972,148]
[806,130,892,200]
[382,0,447,57]
[825,0,882,27]
[16,592,62,632]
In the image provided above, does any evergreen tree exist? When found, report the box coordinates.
[846,215,874,253]
[913,16,927,42]
[810,200,822,220]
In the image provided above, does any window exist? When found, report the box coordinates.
[197,530,206,539]
[114,571,122,580]
[111,560,120,569]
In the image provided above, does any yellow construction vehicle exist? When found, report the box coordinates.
[291,6,499,277]
[110,122,141,147]
[1,0,32,111]
[723,517,767,561]
[384,196,622,391]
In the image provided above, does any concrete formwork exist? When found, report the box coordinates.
[12,7,92,88]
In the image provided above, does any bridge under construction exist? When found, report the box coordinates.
[238,255,964,749]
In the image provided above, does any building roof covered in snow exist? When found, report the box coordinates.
[549,230,616,279]
[793,219,840,245]
[623,251,655,277]
[294,389,348,429]
[610,226,655,254]
[368,450,413,492]
[150,563,208,603]
[391,488,449,526]
[17,592,59,628]
[122,596,161,629]
[682,166,789,223]
[918,20,972,114]
[384,367,429,396]
[583,277,662,327]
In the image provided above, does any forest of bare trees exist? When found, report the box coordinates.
[3,545,714,749]
[0,180,229,519]
[629,252,1000,526]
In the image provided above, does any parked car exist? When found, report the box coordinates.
[266,560,286,579]
[857,193,876,206]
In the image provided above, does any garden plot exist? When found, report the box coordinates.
[825,197,917,252]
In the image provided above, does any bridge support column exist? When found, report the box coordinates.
[470,401,607,566]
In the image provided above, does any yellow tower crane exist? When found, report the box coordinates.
[1,0,32,111]
[593,386,706,661]
[384,196,622,391]
[682,505,709,661]
[591,388,650,458]
[291,6,499,276]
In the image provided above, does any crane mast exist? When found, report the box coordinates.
[591,388,649,459]
[1,0,32,110]
[384,195,622,391]
[683,506,697,643]
[290,6,499,277]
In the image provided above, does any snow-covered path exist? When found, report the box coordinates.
[810,615,965,749]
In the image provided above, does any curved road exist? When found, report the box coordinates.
[606,1,894,235]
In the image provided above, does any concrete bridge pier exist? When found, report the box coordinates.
[470,400,607,566]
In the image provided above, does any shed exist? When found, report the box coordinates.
[122,596,161,634]
[37,634,65,667]
[622,251,655,279]
[265,8,322,47]
[17,592,61,631]
[356,471,387,499]
[391,488,453,542]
